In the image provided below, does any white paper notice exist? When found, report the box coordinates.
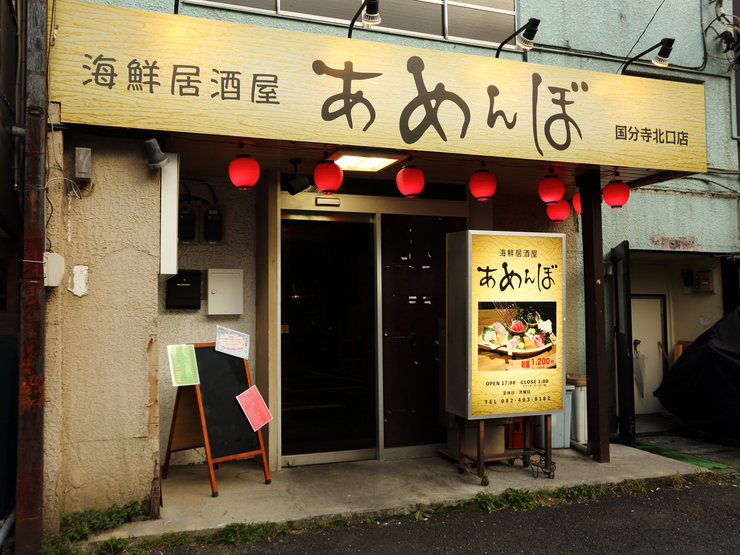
[215,326,250,359]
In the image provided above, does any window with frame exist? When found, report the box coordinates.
[185,0,517,47]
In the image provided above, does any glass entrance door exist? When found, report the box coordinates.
[280,215,377,457]
[279,197,467,464]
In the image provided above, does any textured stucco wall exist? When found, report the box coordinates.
[157,176,257,466]
[43,130,161,533]
[603,189,740,253]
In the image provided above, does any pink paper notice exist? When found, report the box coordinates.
[236,386,273,431]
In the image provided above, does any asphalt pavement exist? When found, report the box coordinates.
[135,428,740,555]
[149,478,740,554]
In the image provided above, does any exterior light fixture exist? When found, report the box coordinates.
[572,192,581,214]
[620,38,675,74]
[603,174,630,208]
[287,158,311,195]
[396,159,424,198]
[495,18,540,58]
[547,199,570,222]
[313,154,344,194]
[144,138,169,169]
[468,162,497,201]
[228,143,260,190]
[538,167,565,205]
[348,0,381,39]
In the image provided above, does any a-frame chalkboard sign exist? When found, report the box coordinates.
[163,343,271,497]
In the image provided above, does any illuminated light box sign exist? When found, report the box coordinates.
[446,231,565,419]
[48,0,706,173]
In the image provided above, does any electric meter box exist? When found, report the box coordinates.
[207,269,243,315]
[44,252,65,287]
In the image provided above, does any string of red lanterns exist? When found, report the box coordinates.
[228,147,630,218]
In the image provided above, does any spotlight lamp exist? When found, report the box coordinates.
[495,18,540,58]
[349,0,381,39]
[620,38,675,74]
[144,138,170,169]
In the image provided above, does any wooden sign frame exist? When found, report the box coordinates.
[163,343,271,497]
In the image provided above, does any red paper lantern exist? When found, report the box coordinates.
[538,174,565,205]
[313,160,344,194]
[572,192,581,214]
[603,180,630,208]
[396,166,425,198]
[468,169,497,201]
[547,199,570,222]
[229,155,260,190]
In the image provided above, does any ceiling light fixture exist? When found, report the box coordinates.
[348,0,381,39]
[329,148,405,172]
[495,18,540,58]
[620,38,675,74]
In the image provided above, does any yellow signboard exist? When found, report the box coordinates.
[470,233,565,417]
[49,0,706,172]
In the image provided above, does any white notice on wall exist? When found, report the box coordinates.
[215,326,250,360]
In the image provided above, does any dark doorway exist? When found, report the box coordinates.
[381,214,466,449]
[280,216,376,456]
[611,241,636,447]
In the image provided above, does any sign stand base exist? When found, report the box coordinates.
[454,415,555,485]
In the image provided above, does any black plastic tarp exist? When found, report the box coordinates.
[654,307,740,441]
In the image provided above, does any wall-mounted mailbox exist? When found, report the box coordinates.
[207,269,243,315]
[166,270,202,309]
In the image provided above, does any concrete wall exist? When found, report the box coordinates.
[43,129,161,534]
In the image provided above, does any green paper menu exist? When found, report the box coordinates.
[167,344,200,387]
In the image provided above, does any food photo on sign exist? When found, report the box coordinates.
[477,301,557,371]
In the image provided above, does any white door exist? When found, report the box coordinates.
[631,297,665,414]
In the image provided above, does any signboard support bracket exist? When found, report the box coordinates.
[454,416,554,485]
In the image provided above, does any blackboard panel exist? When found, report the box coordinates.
[193,346,260,460]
